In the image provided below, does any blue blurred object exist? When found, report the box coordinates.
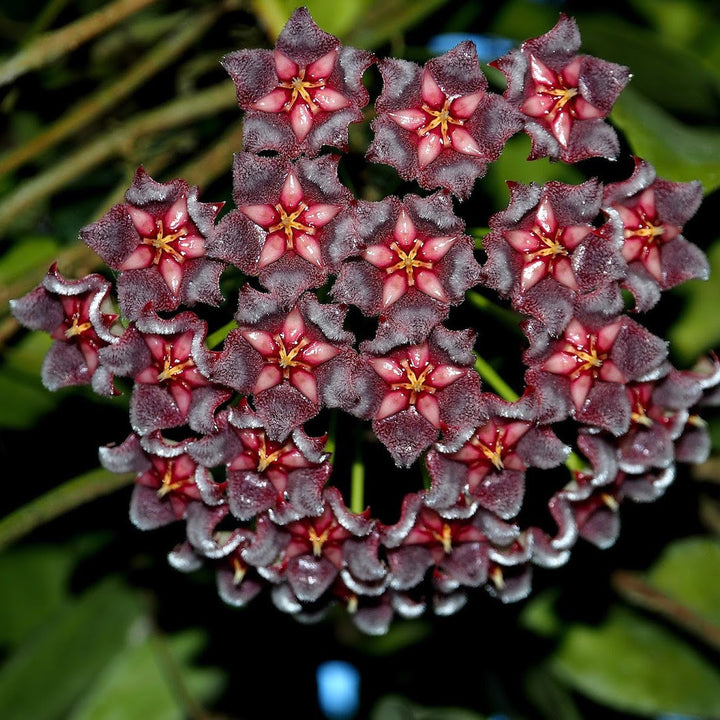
[317,660,361,720]
[427,33,515,62]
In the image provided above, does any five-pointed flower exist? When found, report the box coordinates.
[368,41,521,199]
[491,14,630,162]
[222,7,374,156]
[80,167,225,319]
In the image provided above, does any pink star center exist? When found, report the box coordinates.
[142,219,189,265]
[268,202,315,250]
[391,358,436,406]
[417,98,464,145]
[278,68,326,115]
[564,335,607,379]
[386,239,434,286]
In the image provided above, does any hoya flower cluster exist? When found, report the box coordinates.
[11,9,719,635]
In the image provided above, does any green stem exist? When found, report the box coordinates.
[0,5,223,177]
[466,290,524,333]
[0,467,135,552]
[474,354,519,402]
[0,0,161,86]
[350,433,365,514]
[0,82,236,237]
[206,320,237,349]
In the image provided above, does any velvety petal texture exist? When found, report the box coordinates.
[222,7,374,157]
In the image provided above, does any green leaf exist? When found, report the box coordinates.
[611,89,720,193]
[646,536,720,627]
[552,607,720,718]
[668,238,720,364]
[578,14,720,119]
[0,332,63,428]
[484,135,584,210]
[0,578,143,720]
[372,695,486,720]
[0,537,106,650]
[520,589,562,638]
[68,631,225,720]
[0,235,59,286]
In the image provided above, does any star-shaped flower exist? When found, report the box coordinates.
[222,7,374,156]
[368,41,521,198]
[80,167,225,319]
[491,14,630,162]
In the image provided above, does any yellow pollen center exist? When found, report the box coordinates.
[601,493,619,511]
[432,523,453,554]
[157,462,184,498]
[631,405,654,427]
[143,220,188,265]
[268,203,314,249]
[565,336,605,378]
[232,557,246,585]
[386,239,433,286]
[417,99,463,144]
[391,359,436,405]
[479,437,505,471]
[256,435,284,473]
[272,335,311,379]
[528,228,568,261]
[279,69,325,114]
[490,566,505,590]
[157,355,194,383]
[65,315,93,339]
[544,86,579,115]
[308,526,330,557]
[625,221,665,242]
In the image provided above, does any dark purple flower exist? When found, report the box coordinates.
[332,192,480,345]
[80,167,225,319]
[525,313,668,435]
[368,41,521,198]
[189,402,331,522]
[425,392,569,519]
[208,153,354,307]
[98,311,230,435]
[352,325,484,467]
[381,493,489,593]
[491,14,630,162]
[221,7,374,156]
[482,180,626,335]
[99,432,221,530]
[10,264,121,395]
[602,157,708,310]
[210,288,356,440]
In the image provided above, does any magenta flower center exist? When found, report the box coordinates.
[279,68,326,115]
[142,219,189,265]
[623,208,666,257]
[272,334,311,379]
[391,358,436,406]
[418,98,464,145]
[386,238,434,286]
[564,334,606,379]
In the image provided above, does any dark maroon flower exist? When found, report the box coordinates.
[381,493,489,593]
[352,325,484,467]
[602,157,708,310]
[98,311,230,435]
[189,403,331,522]
[482,180,626,335]
[249,488,376,603]
[491,14,630,162]
[425,392,569,519]
[208,153,354,307]
[332,192,480,345]
[10,264,121,395]
[368,41,521,199]
[210,289,356,440]
[221,7,374,156]
[80,167,225,319]
[99,433,221,530]
[525,313,668,435]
